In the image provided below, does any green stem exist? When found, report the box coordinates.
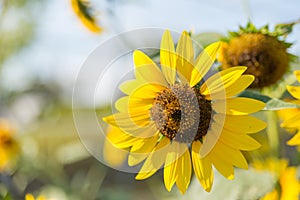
[265,110,279,157]
[261,85,282,158]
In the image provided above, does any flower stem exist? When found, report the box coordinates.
[261,86,281,158]
[265,110,279,157]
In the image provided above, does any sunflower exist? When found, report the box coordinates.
[253,158,300,200]
[71,0,102,33]
[281,70,300,146]
[103,30,266,194]
[219,22,296,89]
[0,119,19,171]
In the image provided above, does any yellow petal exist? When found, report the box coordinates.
[280,167,300,200]
[200,67,247,96]
[133,50,167,85]
[136,138,170,180]
[119,79,145,95]
[192,141,213,192]
[163,142,188,192]
[25,194,35,200]
[106,124,159,149]
[115,96,152,113]
[287,85,300,100]
[71,0,102,33]
[103,141,128,167]
[281,113,300,128]
[103,127,128,167]
[220,129,261,150]
[176,31,194,83]
[212,97,265,115]
[277,106,300,122]
[225,75,254,96]
[160,30,176,85]
[287,130,300,146]
[164,143,180,191]
[37,196,46,200]
[128,134,159,166]
[190,42,221,87]
[130,83,165,99]
[106,126,139,148]
[224,75,254,97]
[200,124,222,158]
[260,190,278,200]
[115,96,129,112]
[214,114,267,133]
[103,110,150,128]
[208,146,234,180]
[175,149,192,194]
[294,70,300,83]
[122,123,158,139]
[214,142,248,169]
[204,75,254,100]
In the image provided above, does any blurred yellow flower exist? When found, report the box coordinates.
[25,194,46,200]
[281,70,300,146]
[103,30,266,194]
[219,22,294,89]
[278,107,300,126]
[261,190,279,200]
[253,158,300,200]
[0,119,19,170]
[103,126,128,167]
[70,0,102,33]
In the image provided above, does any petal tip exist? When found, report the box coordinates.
[227,174,234,180]
[102,116,109,123]
[133,50,141,56]
[178,188,187,195]
[204,185,212,192]
[163,29,171,35]
[181,30,189,36]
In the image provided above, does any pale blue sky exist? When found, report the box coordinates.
[2,0,300,105]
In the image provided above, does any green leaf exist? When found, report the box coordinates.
[240,21,258,33]
[282,42,293,48]
[289,53,299,62]
[264,98,300,110]
[239,90,271,103]
[228,31,240,38]
[274,23,294,36]
[274,19,300,37]
[239,89,300,110]
[259,24,269,34]
[3,193,13,200]
[248,22,258,33]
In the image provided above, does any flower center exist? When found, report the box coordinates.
[220,34,289,88]
[0,134,13,146]
[150,84,212,143]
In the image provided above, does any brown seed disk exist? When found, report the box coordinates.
[150,84,212,143]
[220,33,289,88]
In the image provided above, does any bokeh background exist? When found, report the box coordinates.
[1,0,300,199]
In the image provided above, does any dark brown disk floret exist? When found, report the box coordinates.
[150,84,212,143]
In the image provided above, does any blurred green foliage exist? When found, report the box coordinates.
[0,0,43,69]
